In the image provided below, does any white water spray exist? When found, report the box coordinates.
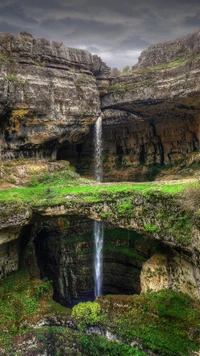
[94,116,103,182]
[94,220,104,297]
[94,116,104,297]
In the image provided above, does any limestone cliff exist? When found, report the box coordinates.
[0,32,109,159]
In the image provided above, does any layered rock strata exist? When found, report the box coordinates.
[0,32,109,159]
[57,109,200,181]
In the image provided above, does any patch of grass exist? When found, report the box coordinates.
[0,270,52,349]
[79,334,146,356]
[4,75,19,82]
[144,223,158,232]
[97,290,200,356]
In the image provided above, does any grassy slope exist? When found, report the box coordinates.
[0,169,190,208]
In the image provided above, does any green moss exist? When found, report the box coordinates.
[96,290,200,356]
[169,214,193,244]
[147,58,188,71]
[144,224,158,232]
[104,245,146,261]
[0,270,52,349]
[79,334,146,356]
[108,80,150,94]
[117,199,135,217]
[4,75,19,82]
[0,54,9,62]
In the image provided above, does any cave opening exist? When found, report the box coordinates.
[23,218,164,307]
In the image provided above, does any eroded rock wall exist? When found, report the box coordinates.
[57,109,200,181]
[23,217,156,306]
[141,252,200,300]
[0,32,110,160]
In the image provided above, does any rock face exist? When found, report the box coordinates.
[95,31,200,180]
[57,109,200,181]
[0,32,109,159]
[2,30,200,182]
[21,216,160,306]
[141,252,200,300]
[101,31,200,115]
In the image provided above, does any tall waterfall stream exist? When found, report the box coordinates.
[94,116,104,297]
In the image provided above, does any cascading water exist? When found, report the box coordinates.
[94,116,104,297]
[94,116,103,182]
[94,221,104,297]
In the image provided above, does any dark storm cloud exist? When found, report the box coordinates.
[120,36,150,51]
[0,21,22,33]
[0,0,200,68]
[184,13,200,27]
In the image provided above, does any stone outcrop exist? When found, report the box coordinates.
[141,252,200,300]
[0,32,110,160]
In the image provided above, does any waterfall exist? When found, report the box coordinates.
[94,116,103,182]
[94,220,104,297]
[94,116,104,297]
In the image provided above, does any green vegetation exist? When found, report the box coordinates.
[117,199,135,217]
[96,290,200,356]
[34,56,46,67]
[122,65,131,73]
[144,223,158,232]
[108,80,150,94]
[0,162,197,246]
[72,301,104,330]
[0,171,188,207]
[0,271,199,355]
[104,245,146,261]
[4,75,19,82]
[0,270,52,350]
[79,334,146,356]
[0,54,9,62]
[146,57,188,71]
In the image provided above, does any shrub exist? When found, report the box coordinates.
[4,75,18,82]
[122,65,131,73]
[72,301,103,330]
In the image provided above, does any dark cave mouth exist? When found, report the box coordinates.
[31,222,163,307]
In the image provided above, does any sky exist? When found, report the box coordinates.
[0,0,200,69]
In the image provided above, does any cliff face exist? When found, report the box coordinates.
[2,30,200,182]
[59,109,200,181]
[0,32,109,159]
[101,30,200,114]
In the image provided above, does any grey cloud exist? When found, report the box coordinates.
[120,36,150,50]
[0,4,38,25]
[184,13,200,27]
[0,0,200,69]
[0,21,23,33]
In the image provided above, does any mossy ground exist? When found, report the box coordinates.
[95,291,200,356]
[3,270,199,356]
[0,161,198,247]
[0,270,52,352]
[0,167,190,207]
[31,290,199,356]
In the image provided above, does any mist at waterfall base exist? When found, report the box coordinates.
[94,116,104,297]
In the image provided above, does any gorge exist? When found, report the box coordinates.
[0,30,200,355]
